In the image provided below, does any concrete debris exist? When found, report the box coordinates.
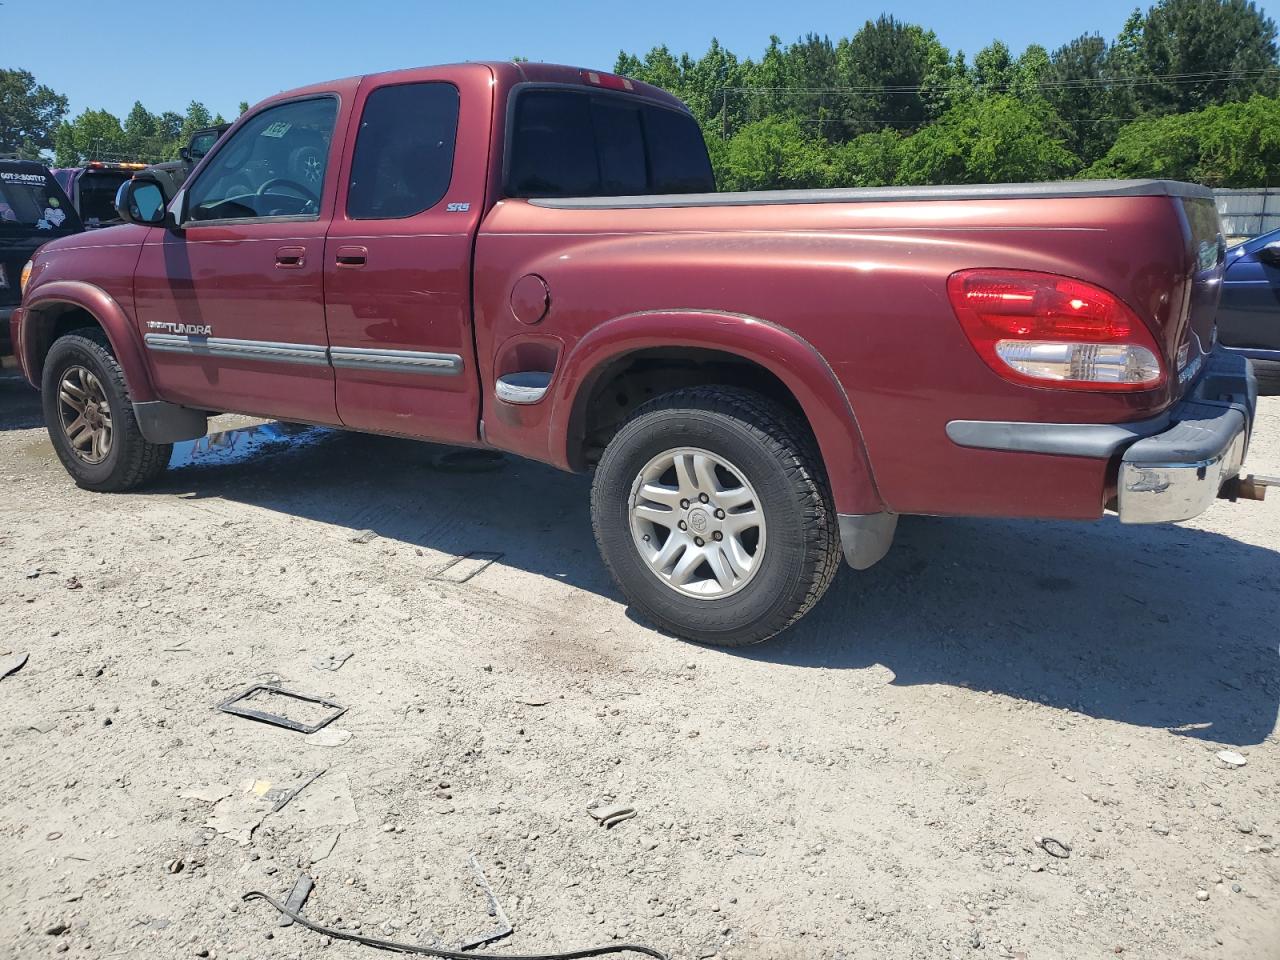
[307,727,352,747]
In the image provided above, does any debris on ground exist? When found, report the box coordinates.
[277,872,314,928]
[1216,750,1248,768]
[349,529,379,545]
[1034,836,1072,859]
[0,651,29,681]
[217,684,347,734]
[178,784,233,804]
[243,886,668,958]
[459,854,513,951]
[312,650,353,672]
[265,768,326,813]
[588,802,637,829]
[307,727,352,747]
[308,831,341,864]
[428,552,504,584]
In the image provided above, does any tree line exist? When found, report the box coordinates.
[616,0,1280,188]
[3,0,1278,185]
[0,68,246,166]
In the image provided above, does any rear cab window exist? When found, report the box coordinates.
[505,87,715,199]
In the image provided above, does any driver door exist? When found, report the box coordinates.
[134,84,358,422]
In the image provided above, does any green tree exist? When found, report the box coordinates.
[835,16,949,133]
[896,95,1080,184]
[825,130,904,186]
[178,101,214,145]
[1085,94,1280,185]
[719,116,829,190]
[53,109,128,165]
[1139,0,1280,112]
[122,101,158,157]
[0,68,69,157]
[1045,34,1123,163]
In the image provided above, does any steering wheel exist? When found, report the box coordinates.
[255,177,318,204]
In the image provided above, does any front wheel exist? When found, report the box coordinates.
[41,330,172,491]
[590,386,840,646]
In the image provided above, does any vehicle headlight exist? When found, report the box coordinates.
[20,261,33,294]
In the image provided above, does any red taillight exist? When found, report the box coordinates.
[947,269,1165,392]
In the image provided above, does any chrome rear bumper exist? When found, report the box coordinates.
[1117,412,1248,522]
[1117,351,1257,523]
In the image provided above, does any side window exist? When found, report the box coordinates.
[186,97,338,224]
[347,82,460,219]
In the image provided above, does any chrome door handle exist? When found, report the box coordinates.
[335,245,367,268]
[275,246,306,268]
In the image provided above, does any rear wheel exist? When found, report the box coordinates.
[591,386,840,646]
[41,330,171,491]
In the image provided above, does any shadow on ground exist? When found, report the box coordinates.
[0,367,42,431]
[106,420,1280,748]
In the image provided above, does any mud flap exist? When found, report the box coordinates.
[133,400,208,443]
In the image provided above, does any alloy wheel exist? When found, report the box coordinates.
[628,447,766,599]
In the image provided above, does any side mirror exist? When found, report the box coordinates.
[179,147,191,162]
[115,178,166,226]
[1258,241,1280,266]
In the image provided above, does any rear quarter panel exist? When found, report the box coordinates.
[475,194,1195,519]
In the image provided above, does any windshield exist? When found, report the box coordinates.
[0,168,81,233]
[78,170,131,227]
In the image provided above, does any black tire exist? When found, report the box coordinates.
[591,386,841,647]
[41,330,172,492]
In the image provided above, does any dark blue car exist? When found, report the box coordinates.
[1221,227,1280,389]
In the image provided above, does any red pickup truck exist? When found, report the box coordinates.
[9,61,1266,646]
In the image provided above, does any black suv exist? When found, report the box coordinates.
[1,160,83,354]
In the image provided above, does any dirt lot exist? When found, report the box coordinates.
[1,360,1277,960]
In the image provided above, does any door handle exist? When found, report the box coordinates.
[335,245,368,268]
[275,246,306,268]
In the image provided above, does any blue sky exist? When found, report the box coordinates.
[2,0,1262,119]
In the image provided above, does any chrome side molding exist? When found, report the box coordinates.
[144,334,329,366]
[143,335,463,376]
[330,346,463,376]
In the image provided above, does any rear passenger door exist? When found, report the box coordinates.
[323,68,488,442]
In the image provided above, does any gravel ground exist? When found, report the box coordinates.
[1,359,1277,960]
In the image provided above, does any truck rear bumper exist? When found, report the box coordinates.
[945,349,1258,525]
[1117,404,1248,523]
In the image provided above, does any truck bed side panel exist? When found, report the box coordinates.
[475,194,1197,519]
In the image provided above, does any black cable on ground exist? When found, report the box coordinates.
[243,890,670,960]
